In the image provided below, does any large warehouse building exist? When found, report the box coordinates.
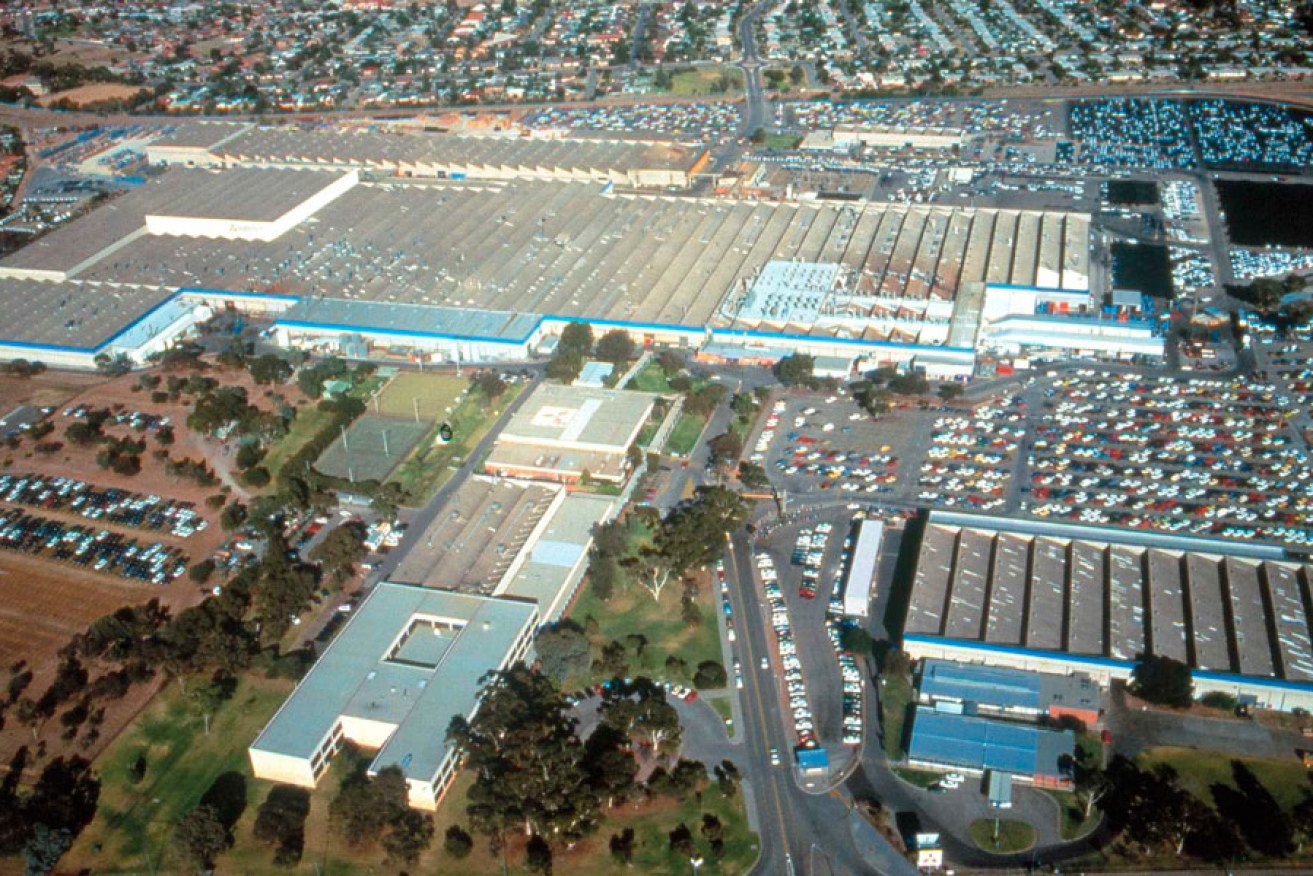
[902,511,1313,711]
[0,127,1160,373]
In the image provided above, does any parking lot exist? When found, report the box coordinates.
[0,473,206,538]
[744,504,890,776]
[0,508,188,584]
[915,397,1027,513]
[749,390,938,503]
[1021,371,1312,545]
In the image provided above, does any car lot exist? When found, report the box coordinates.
[1020,371,1312,545]
[915,397,1026,512]
[750,390,936,501]
[0,509,187,583]
[0,473,205,537]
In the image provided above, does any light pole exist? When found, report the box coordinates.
[690,856,704,875]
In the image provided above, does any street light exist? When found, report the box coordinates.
[690,856,705,875]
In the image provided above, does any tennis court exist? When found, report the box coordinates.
[315,416,431,483]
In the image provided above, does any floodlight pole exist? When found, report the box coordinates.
[413,396,420,424]
[382,428,390,456]
[340,424,349,451]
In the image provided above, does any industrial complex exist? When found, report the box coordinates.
[904,511,1313,711]
[0,124,1153,375]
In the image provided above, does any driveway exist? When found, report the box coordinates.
[1107,686,1302,761]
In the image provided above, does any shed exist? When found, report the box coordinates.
[795,747,830,774]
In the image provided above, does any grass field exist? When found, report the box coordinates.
[387,381,525,504]
[1041,789,1100,840]
[570,517,724,689]
[881,672,914,760]
[1137,746,1313,813]
[667,411,708,456]
[709,696,733,727]
[262,403,334,478]
[669,66,743,96]
[760,133,803,150]
[627,360,673,394]
[65,675,293,874]
[372,371,468,420]
[315,415,430,483]
[969,818,1036,853]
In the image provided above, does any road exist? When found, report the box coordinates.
[723,528,897,876]
[735,0,771,137]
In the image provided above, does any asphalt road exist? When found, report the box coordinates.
[723,529,897,876]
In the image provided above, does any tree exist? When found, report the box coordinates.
[525,834,553,874]
[249,354,292,385]
[738,461,769,490]
[588,553,620,602]
[382,810,435,866]
[693,660,727,690]
[557,322,594,357]
[329,763,409,848]
[773,354,815,387]
[1103,757,1214,856]
[474,371,507,402]
[546,349,584,384]
[535,622,591,683]
[444,824,474,859]
[656,350,685,377]
[595,640,629,679]
[309,521,367,585]
[839,625,873,656]
[668,822,695,854]
[600,679,682,755]
[94,353,132,377]
[21,824,72,876]
[609,827,635,864]
[937,382,964,401]
[448,664,599,846]
[653,486,748,582]
[714,760,740,797]
[1131,654,1193,708]
[253,785,310,865]
[706,430,743,466]
[595,330,635,365]
[172,805,230,872]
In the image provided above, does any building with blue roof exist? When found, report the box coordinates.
[907,707,1074,786]
[918,659,1100,727]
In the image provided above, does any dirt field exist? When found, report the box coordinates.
[0,363,313,772]
[37,83,148,109]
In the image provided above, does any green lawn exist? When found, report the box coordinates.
[262,403,334,479]
[892,767,942,789]
[881,672,914,760]
[709,696,733,727]
[387,382,524,505]
[969,818,1036,854]
[372,371,467,420]
[760,133,802,150]
[667,411,708,456]
[627,360,673,394]
[669,66,743,96]
[1041,789,1100,840]
[570,538,724,690]
[66,675,293,874]
[1137,747,1313,813]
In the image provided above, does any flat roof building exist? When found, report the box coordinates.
[249,582,537,810]
[485,383,656,484]
[843,518,882,618]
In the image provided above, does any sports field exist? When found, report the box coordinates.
[315,416,430,483]
[371,371,468,421]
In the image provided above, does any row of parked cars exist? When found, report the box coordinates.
[819,523,864,745]
[0,474,206,537]
[790,522,836,598]
[1021,372,1312,545]
[917,399,1026,511]
[756,551,819,750]
[0,509,187,583]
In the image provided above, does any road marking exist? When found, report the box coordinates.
[729,535,799,872]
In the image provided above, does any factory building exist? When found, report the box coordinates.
[903,511,1313,711]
